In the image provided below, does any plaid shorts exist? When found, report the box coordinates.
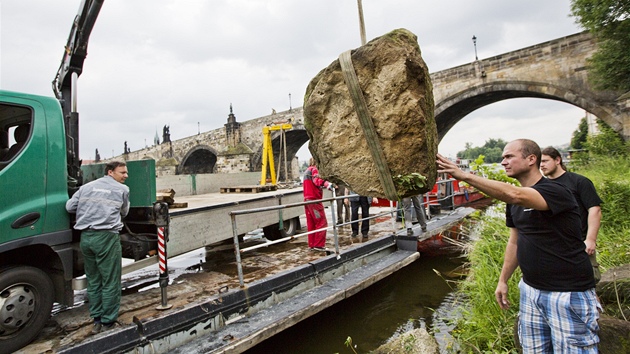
[518,280,601,353]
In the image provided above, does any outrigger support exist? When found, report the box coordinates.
[153,202,173,310]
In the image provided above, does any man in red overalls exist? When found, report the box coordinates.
[303,157,334,251]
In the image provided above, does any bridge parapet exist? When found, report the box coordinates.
[431,31,629,141]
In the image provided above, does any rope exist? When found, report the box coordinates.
[339,50,398,201]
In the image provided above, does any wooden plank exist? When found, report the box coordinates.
[220,185,278,193]
[169,202,188,208]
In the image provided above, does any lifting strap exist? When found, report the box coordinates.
[339,50,398,201]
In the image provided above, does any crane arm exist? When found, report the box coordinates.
[52,0,104,102]
[51,0,104,189]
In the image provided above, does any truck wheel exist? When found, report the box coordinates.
[263,217,300,241]
[0,266,54,353]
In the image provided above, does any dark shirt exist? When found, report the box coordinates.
[506,177,595,291]
[552,172,602,240]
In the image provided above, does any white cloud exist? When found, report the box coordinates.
[0,0,585,161]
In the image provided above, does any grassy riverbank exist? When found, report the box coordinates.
[451,154,630,353]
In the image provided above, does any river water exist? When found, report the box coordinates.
[244,254,467,354]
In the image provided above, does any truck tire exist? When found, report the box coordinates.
[263,217,300,241]
[0,266,54,353]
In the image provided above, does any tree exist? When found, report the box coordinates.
[457,138,508,163]
[570,0,630,92]
[571,116,589,150]
[587,118,629,156]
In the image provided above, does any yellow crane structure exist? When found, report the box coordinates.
[260,122,292,185]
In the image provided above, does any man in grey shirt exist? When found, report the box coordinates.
[66,160,129,334]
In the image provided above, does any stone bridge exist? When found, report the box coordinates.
[118,31,629,178]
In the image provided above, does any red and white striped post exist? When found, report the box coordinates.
[154,202,172,310]
[158,226,167,274]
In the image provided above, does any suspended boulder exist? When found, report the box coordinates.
[303,28,437,199]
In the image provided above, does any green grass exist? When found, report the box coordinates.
[450,206,520,353]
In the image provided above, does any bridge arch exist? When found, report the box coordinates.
[435,80,622,141]
[178,145,219,174]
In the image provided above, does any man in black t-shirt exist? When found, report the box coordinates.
[541,146,602,283]
[437,139,600,353]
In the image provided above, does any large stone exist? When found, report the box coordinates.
[303,28,437,199]
[370,328,440,354]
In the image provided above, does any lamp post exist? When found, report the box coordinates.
[472,35,478,61]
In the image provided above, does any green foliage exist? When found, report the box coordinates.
[394,172,428,196]
[570,0,630,91]
[452,204,520,353]
[469,155,519,186]
[586,119,629,157]
[344,336,358,354]
[457,138,508,163]
[299,161,309,172]
[571,117,589,150]
[586,36,630,91]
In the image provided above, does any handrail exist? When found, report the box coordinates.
[228,177,468,287]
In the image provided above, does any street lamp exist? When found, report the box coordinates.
[472,35,478,61]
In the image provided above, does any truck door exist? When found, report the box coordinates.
[0,95,52,242]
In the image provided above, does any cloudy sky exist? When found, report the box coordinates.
[0,0,586,161]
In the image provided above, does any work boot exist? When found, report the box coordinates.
[421,225,427,232]
[362,234,368,241]
[91,322,102,335]
[101,321,121,332]
[351,233,358,238]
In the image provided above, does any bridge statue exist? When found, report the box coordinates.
[163,125,171,144]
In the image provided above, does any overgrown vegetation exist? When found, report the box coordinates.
[451,205,521,353]
[571,116,589,150]
[452,146,630,353]
[570,0,630,92]
[468,155,518,186]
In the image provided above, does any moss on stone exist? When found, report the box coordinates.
[221,143,253,156]
[155,158,178,167]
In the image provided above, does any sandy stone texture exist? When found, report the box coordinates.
[304,28,437,199]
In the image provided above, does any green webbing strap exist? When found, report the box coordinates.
[339,50,398,201]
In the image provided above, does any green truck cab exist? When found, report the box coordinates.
[0,91,80,352]
[0,89,162,352]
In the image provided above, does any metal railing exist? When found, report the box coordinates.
[228,177,463,287]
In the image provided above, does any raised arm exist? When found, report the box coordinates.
[436,154,548,210]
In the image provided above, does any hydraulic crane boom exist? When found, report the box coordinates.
[51,0,104,189]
